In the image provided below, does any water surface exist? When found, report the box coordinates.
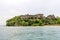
[0,26,60,40]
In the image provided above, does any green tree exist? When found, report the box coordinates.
[32,23,39,26]
[39,20,43,26]
[6,20,15,26]
[57,17,60,24]
[20,21,28,26]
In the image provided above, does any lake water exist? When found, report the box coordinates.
[0,26,60,40]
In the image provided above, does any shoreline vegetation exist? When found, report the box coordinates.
[6,14,60,26]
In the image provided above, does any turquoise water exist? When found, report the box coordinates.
[0,26,60,40]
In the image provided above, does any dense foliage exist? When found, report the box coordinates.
[6,15,60,26]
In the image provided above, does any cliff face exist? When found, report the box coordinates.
[6,14,60,26]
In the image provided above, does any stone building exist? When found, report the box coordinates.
[47,15,55,19]
[20,14,44,19]
[20,14,32,19]
[35,14,44,19]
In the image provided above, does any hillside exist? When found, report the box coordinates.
[6,14,60,26]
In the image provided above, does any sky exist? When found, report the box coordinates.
[0,0,60,25]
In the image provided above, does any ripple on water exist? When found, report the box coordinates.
[0,26,60,40]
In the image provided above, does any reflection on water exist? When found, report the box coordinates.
[0,26,60,40]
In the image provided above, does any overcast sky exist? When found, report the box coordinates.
[0,0,60,25]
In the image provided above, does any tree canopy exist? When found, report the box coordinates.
[6,14,60,26]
